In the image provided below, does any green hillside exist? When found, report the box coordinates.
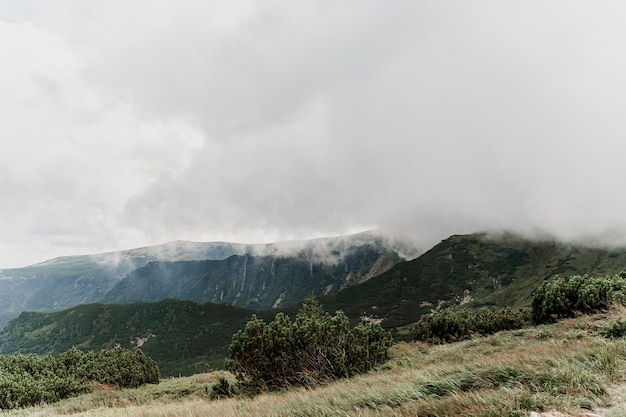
[324,232,626,335]
[0,259,119,325]
[0,300,276,376]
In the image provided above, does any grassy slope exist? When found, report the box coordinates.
[9,309,626,417]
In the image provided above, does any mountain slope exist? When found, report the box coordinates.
[102,244,399,309]
[0,241,258,326]
[324,232,626,332]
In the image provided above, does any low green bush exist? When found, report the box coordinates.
[0,348,159,409]
[412,307,532,343]
[210,376,235,399]
[58,347,160,388]
[227,298,393,390]
[531,274,626,324]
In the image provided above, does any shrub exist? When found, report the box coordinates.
[0,348,159,409]
[531,274,626,324]
[226,298,393,390]
[0,354,85,409]
[210,377,235,399]
[412,307,532,343]
[59,347,160,388]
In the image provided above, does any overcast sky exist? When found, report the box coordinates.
[2,1,626,267]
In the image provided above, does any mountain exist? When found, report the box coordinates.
[3,231,626,376]
[0,241,255,324]
[102,244,399,309]
[0,231,415,327]
[323,232,626,332]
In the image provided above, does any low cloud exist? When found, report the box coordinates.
[2,1,626,266]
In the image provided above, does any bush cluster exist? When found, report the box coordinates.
[412,307,532,343]
[226,299,393,390]
[58,347,160,388]
[531,274,626,324]
[0,348,159,409]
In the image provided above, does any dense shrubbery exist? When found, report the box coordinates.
[58,347,160,388]
[412,307,532,343]
[0,348,159,409]
[531,274,626,324]
[227,299,393,390]
[412,274,626,345]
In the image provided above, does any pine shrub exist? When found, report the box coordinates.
[210,377,235,399]
[412,307,532,343]
[0,348,159,409]
[531,274,626,324]
[226,298,393,390]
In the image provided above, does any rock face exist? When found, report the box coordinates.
[101,245,401,309]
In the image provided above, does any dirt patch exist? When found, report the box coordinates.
[89,381,119,391]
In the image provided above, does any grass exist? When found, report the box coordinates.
[7,308,626,417]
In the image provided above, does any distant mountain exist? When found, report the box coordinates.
[0,231,416,327]
[102,244,400,309]
[4,231,626,376]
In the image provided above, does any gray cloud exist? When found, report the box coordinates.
[2,1,626,266]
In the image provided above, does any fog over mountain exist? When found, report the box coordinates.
[2,1,626,267]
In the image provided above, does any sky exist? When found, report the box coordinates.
[2,1,626,268]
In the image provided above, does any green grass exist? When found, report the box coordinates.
[8,309,626,416]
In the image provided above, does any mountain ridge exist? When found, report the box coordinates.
[0,230,415,327]
[101,245,400,309]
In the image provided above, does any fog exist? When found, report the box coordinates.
[2,1,626,267]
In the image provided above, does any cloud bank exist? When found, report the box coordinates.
[2,1,626,266]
